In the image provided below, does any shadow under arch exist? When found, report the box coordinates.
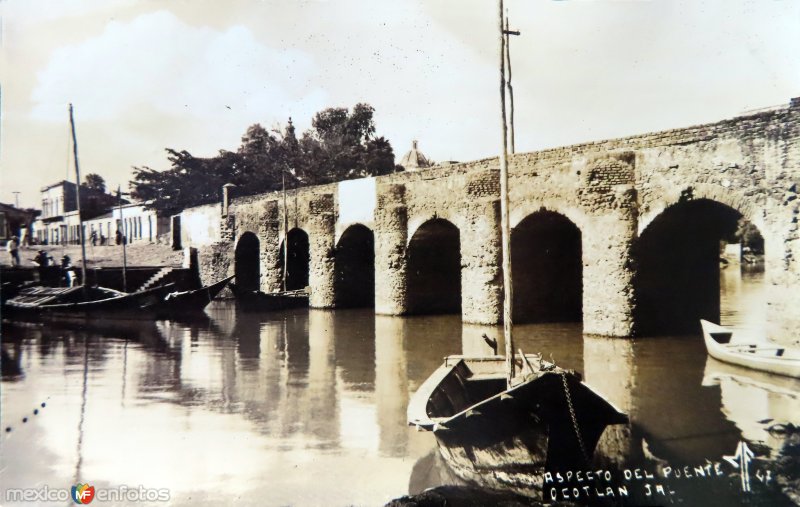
[511,210,582,323]
[633,198,761,336]
[278,228,310,291]
[406,218,461,315]
[235,232,260,292]
[334,224,375,308]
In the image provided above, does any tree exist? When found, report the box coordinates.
[83,173,106,193]
[131,103,399,214]
[300,103,399,183]
[734,218,764,253]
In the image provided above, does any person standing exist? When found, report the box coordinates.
[6,236,20,266]
[61,255,76,287]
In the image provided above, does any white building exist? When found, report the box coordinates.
[83,202,169,246]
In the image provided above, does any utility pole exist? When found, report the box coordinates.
[12,191,20,208]
[504,11,520,154]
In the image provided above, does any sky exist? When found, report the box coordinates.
[0,0,798,209]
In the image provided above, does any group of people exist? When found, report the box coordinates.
[35,250,77,287]
[25,248,77,288]
[89,230,125,246]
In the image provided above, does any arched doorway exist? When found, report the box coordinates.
[334,224,375,308]
[279,228,310,291]
[235,232,260,292]
[406,219,461,315]
[511,211,582,323]
[633,199,763,335]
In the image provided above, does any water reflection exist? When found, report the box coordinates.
[0,270,793,506]
[703,356,800,459]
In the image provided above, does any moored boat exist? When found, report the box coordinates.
[4,283,176,321]
[407,354,627,496]
[700,320,800,378]
[408,5,628,498]
[229,283,309,312]
[142,275,234,318]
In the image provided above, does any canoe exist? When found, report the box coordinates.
[229,283,309,312]
[141,275,234,318]
[700,320,800,378]
[407,354,628,498]
[3,283,175,321]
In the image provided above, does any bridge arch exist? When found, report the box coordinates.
[639,184,766,236]
[407,212,464,247]
[406,218,461,315]
[278,228,310,291]
[633,197,765,336]
[334,223,375,308]
[511,210,583,323]
[235,231,260,292]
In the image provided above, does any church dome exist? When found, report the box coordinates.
[399,140,432,171]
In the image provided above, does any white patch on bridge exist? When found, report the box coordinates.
[336,177,376,242]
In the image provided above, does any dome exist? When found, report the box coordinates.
[399,140,432,171]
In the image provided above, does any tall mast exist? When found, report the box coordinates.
[282,168,289,292]
[68,104,88,289]
[118,186,128,292]
[505,12,519,154]
[498,0,515,386]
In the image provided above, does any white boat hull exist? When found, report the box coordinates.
[700,320,800,378]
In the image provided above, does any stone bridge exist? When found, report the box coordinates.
[182,99,800,344]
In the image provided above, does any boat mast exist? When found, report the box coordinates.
[498,0,515,386]
[505,11,520,154]
[117,186,128,292]
[282,167,289,292]
[68,104,89,290]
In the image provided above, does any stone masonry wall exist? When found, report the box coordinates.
[188,100,799,342]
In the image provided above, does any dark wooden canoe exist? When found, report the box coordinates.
[141,276,234,318]
[229,283,309,312]
[408,355,628,498]
[3,283,175,321]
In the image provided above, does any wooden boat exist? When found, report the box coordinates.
[141,275,234,318]
[408,8,628,499]
[229,283,308,312]
[408,354,627,496]
[4,283,175,320]
[2,104,174,323]
[700,320,800,378]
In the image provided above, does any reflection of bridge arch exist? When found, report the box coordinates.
[334,224,375,308]
[235,232,260,292]
[406,219,461,315]
[279,228,310,291]
[512,210,582,323]
[633,198,764,336]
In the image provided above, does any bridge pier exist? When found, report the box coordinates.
[259,201,282,293]
[460,187,503,324]
[375,184,409,315]
[580,155,637,337]
[582,212,636,336]
[764,193,800,346]
[308,194,336,308]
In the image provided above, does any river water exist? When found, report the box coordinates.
[1,269,797,506]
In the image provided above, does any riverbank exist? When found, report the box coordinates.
[3,243,183,269]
